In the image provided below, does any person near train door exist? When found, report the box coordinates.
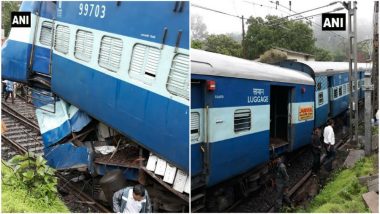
[323,119,335,171]
[4,80,14,104]
[311,127,322,175]
[113,184,152,213]
[272,155,291,212]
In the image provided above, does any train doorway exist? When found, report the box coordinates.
[270,85,292,152]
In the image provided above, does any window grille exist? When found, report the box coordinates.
[99,36,123,72]
[317,82,322,91]
[40,21,53,46]
[167,54,189,100]
[342,84,347,95]
[318,92,324,105]
[333,88,338,98]
[191,112,200,141]
[234,109,251,132]
[129,44,161,84]
[75,30,93,62]
[54,25,70,54]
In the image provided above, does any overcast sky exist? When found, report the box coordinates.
[191,0,375,40]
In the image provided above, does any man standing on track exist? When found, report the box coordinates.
[323,119,335,171]
[272,155,291,212]
[311,127,322,175]
[4,80,14,104]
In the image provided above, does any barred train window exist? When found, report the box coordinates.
[318,92,323,105]
[191,112,200,141]
[167,54,189,100]
[333,88,338,98]
[129,44,161,85]
[39,21,53,46]
[342,84,347,95]
[54,25,70,54]
[338,86,342,96]
[99,36,123,72]
[75,30,93,62]
[317,82,322,91]
[234,109,251,132]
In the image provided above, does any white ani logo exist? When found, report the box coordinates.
[323,18,344,28]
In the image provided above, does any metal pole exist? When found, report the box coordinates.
[353,1,359,143]
[242,15,245,58]
[372,1,379,113]
[347,2,353,141]
[364,71,373,155]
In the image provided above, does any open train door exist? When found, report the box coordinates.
[269,85,293,154]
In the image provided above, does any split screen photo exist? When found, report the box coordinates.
[1,0,378,213]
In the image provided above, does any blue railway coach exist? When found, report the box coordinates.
[2,1,190,210]
[278,61,371,127]
[190,50,315,189]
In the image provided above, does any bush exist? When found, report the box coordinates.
[2,153,69,212]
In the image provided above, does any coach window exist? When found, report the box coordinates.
[318,92,323,105]
[234,109,251,133]
[343,84,347,95]
[54,25,70,54]
[75,30,93,62]
[167,54,189,100]
[99,36,123,72]
[333,88,338,99]
[338,86,342,97]
[129,44,161,85]
[191,112,200,141]
[39,21,53,46]
[317,82,322,91]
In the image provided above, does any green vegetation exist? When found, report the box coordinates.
[2,153,69,213]
[2,1,21,37]
[191,15,334,61]
[298,155,376,213]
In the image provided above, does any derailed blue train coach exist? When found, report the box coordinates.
[2,1,190,210]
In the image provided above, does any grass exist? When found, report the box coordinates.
[298,155,376,213]
[1,163,70,213]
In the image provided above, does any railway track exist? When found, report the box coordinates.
[226,129,351,212]
[2,100,43,160]
[1,97,112,213]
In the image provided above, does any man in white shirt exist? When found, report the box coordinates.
[323,119,335,171]
[113,184,152,213]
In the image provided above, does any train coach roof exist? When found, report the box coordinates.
[191,49,315,85]
[296,61,372,75]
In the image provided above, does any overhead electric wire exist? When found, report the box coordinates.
[191,4,243,19]
[269,1,347,39]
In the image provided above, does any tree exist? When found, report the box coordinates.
[259,49,287,64]
[244,15,316,60]
[191,39,203,49]
[2,2,21,37]
[203,34,242,57]
[313,47,333,61]
[191,14,208,41]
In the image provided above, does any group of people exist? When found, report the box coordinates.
[113,120,338,213]
[273,118,336,212]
